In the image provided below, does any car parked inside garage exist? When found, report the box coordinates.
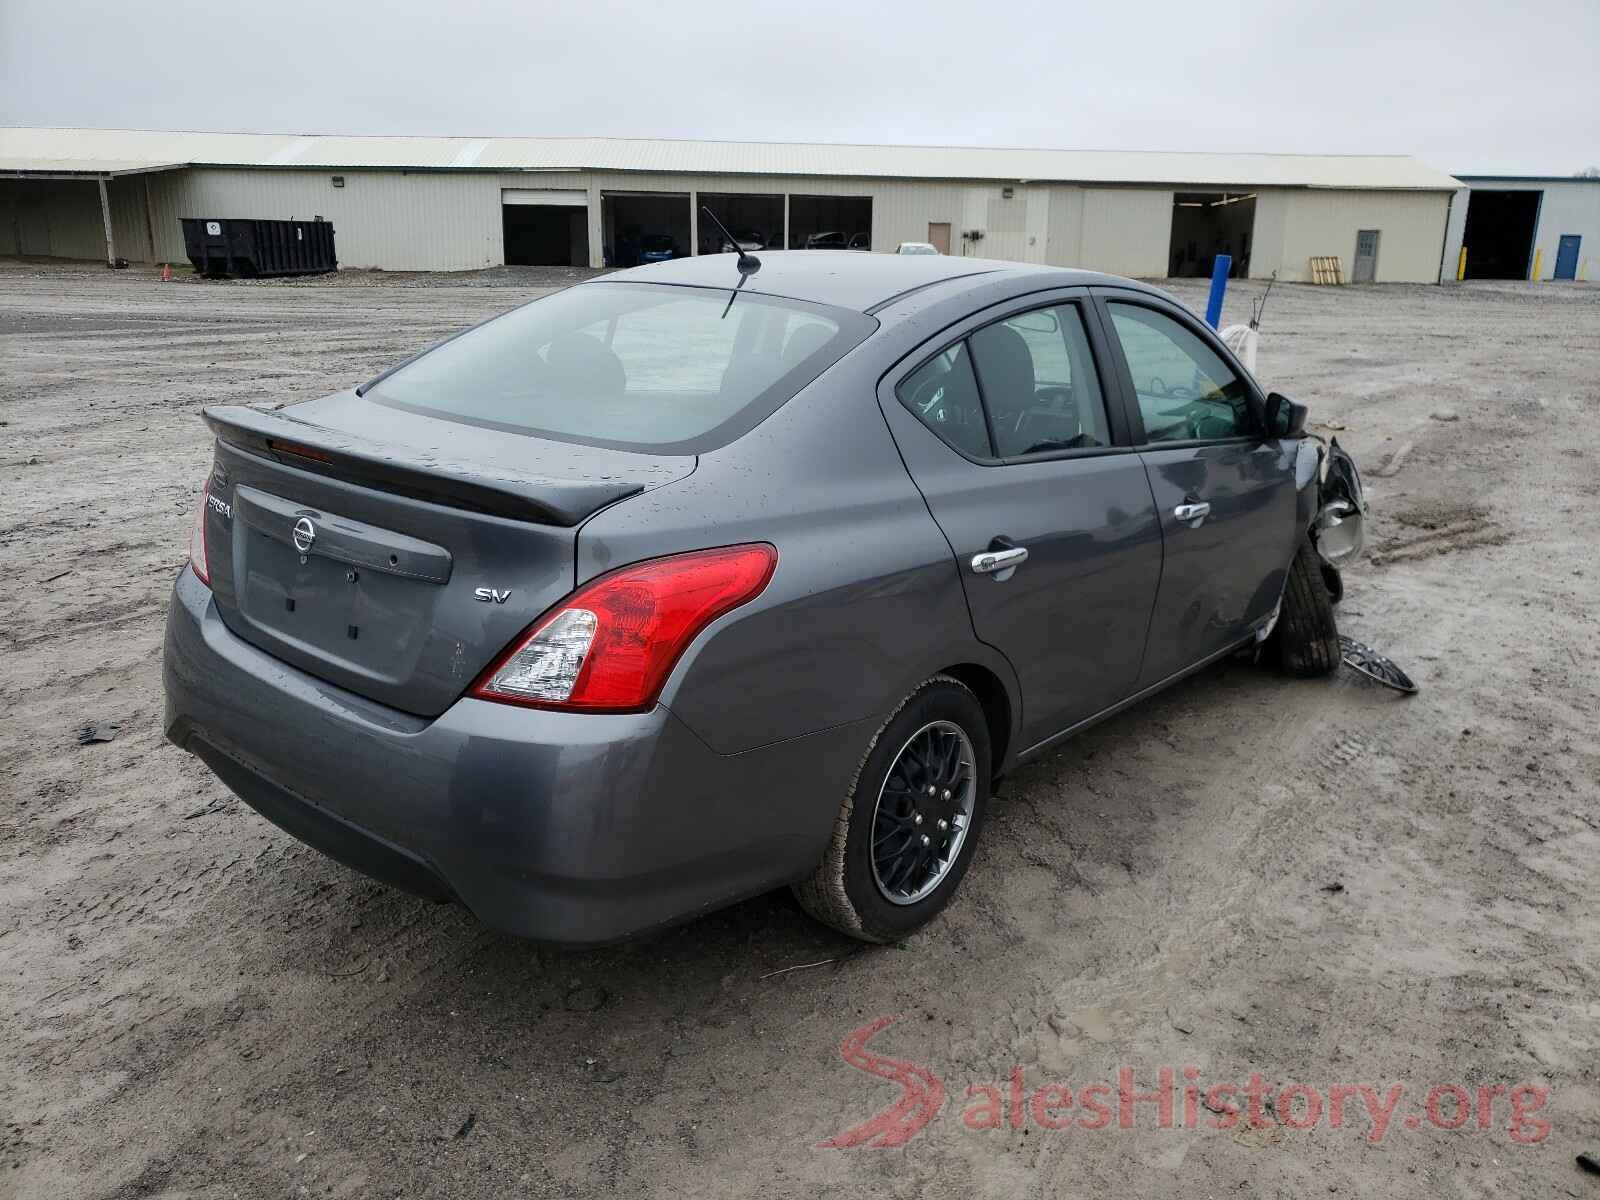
[637,233,680,263]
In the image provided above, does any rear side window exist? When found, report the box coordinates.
[896,343,991,459]
[968,305,1110,457]
[367,282,873,453]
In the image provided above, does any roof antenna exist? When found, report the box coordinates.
[699,204,761,318]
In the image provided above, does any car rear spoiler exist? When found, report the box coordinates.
[202,405,644,527]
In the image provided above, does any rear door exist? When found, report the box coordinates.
[1094,290,1296,687]
[877,290,1164,749]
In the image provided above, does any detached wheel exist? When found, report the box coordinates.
[1271,534,1341,677]
[794,676,991,943]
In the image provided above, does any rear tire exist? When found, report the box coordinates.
[793,676,991,943]
[1273,534,1341,677]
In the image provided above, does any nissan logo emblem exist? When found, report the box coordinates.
[292,516,317,555]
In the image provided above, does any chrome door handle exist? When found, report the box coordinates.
[1173,502,1211,523]
[971,546,1029,575]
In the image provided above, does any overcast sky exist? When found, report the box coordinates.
[2,0,1594,175]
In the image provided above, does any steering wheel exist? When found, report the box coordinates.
[1158,398,1227,440]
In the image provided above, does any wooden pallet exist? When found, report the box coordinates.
[1309,256,1345,285]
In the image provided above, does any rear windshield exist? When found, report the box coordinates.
[367,282,874,453]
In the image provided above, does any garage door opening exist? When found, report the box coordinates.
[1461,190,1541,279]
[502,190,589,267]
[788,195,872,251]
[1168,192,1255,278]
[697,193,784,254]
[602,193,690,267]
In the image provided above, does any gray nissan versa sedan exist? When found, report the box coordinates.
[163,249,1367,945]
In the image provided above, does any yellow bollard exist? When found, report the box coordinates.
[1531,248,1543,281]
[1457,246,1467,281]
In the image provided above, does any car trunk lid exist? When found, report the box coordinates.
[200,393,694,717]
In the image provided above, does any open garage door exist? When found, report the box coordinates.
[602,192,690,267]
[502,189,589,267]
[1168,192,1255,278]
[788,195,872,251]
[697,192,783,254]
[1461,190,1540,279]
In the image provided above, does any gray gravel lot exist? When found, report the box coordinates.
[1,257,1597,1199]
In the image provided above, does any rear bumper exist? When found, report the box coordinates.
[163,566,870,943]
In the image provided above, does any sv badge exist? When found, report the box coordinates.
[473,587,512,604]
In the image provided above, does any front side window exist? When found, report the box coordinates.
[367,282,871,453]
[1107,303,1254,443]
[895,342,991,459]
[968,305,1110,457]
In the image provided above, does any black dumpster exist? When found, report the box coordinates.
[180,217,338,278]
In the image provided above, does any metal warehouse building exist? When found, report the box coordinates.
[1440,175,1598,282]
[2,127,1464,282]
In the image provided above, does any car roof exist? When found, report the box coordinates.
[595,250,1146,314]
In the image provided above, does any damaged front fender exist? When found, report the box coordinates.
[1313,436,1368,571]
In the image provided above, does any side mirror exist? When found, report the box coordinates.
[1265,391,1309,438]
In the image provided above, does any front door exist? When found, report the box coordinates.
[1554,235,1581,281]
[1097,293,1299,687]
[1353,229,1380,283]
[927,222,951,255]
[878,294,1163,747]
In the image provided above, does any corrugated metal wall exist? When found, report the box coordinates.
[1044,187,1084,266]
[604,174,1166,272]
[1437,187,1470,282]
[2,169,513,269]
[867,179,969,255]
[1250,191,1291,280]
[1076,188,1174,277]
[2,165,1456,283]
[1267,188,1450,283]
[142,168,519,269]
[109,175,163,262]
[1523,182,1600,280]
[1439,180,1600,282]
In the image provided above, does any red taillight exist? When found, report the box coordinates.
[189,478,212,587]
[471,543,777,713]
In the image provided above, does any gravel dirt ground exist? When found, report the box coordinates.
[2,258,1597,1199]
